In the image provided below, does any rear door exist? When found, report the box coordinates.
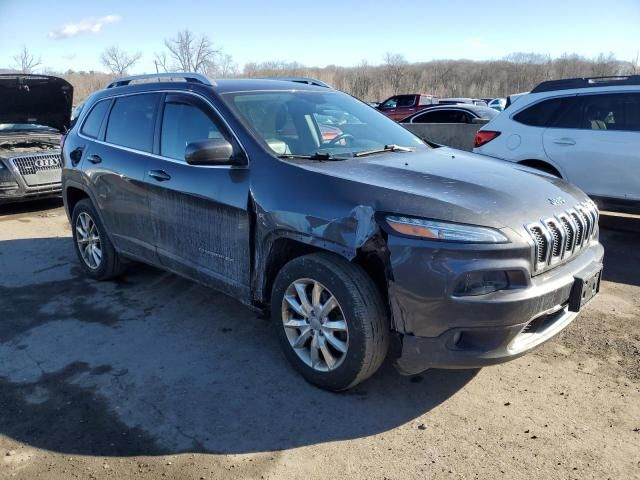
[81,93,159,262]
[543,92,640,201]
[144,92,251,298]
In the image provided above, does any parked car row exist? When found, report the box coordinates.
[374,94,506,121]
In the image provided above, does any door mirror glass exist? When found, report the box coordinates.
[185,138,237,165]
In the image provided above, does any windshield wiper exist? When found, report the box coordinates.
[353,144,415,157]
[278,152,340,161]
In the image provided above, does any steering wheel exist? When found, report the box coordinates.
[327,133,355,146]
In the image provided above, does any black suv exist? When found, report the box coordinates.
[62,73,604,391]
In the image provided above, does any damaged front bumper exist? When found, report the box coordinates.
[387,234,605,375]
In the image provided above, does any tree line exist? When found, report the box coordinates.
[5,30,639,103]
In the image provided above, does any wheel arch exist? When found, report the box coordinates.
[517,159,563,178]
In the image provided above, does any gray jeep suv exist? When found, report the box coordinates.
[61,73,604,391]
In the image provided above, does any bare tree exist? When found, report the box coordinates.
[100,46,142,76]
[216,53,237,77]
[162,30,219,74]
[383,52,408,93]
[13,46,41,74]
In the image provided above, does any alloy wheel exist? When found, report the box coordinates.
[281,278,349,372]
[75,212,102,270]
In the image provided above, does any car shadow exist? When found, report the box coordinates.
[0,236,478,457]
[0,197,63,217]
[599,214,640,288]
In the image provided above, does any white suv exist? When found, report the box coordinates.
[473,76,640,214]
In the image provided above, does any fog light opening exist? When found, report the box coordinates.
[453,271,509,296]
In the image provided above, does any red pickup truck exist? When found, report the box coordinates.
[377,93,439,121]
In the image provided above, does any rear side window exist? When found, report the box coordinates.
[80,100,110,139]
[513,97,575,127]
[105,93,160,152]
[397,95,417,108]
[161,102,225,161]
[580,93,640,132]
[418,96,437,106]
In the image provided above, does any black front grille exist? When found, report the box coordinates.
[526,201,599,273]
[11,154,61,176]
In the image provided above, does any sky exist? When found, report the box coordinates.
[0,0,639,74]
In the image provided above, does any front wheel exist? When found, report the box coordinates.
[271,253,389,391]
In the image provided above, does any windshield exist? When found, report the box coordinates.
[0,123,58,133]
[223,91,426,158]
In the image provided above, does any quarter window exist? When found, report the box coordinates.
[80,100,110,139]
[160,102,225,161]
[105,93,160,152]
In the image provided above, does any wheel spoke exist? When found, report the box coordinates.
[283,319,308,329]
[319,295,338,318]
[285,295,308,318]
[310,334,320,368]
[93,246,102,263]
[318,335,336,369]
[324,332,348,353]
[322,320,347,333]
[294,282,312,315]
[292,327,313,348]
[76,225,87,239]
[311,281,322,307]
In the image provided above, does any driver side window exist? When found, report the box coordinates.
[161,101,224,161]
[381,97,398,109]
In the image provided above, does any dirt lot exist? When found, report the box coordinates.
[0,199,638,480]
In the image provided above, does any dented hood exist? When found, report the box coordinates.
[0,74,73,132]
[292,147,591,230]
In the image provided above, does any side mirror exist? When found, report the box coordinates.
[185,139,242,166]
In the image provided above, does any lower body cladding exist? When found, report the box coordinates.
[0,153,62,204]
[386,235,604,375]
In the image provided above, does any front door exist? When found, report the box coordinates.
[145,92,251,299]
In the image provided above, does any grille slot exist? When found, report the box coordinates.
[560,217,575,252]
[546,221,562,258]
[526,202,599,274]
[529,226,548,263]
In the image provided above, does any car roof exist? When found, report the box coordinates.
[93,77,331,101]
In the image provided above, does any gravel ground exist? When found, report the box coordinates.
[0,199,638,480]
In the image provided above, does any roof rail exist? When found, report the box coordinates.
[531,75,640,93]
[261,77,332,88]
[105,72,214,89]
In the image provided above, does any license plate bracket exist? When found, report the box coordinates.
[568,264,602,312]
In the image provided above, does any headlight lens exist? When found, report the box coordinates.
[386,216,509,243]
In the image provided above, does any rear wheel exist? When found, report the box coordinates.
[271,252,389,391]
[72,199,126,280]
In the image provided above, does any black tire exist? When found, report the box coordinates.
[271,252,389,391]
[71,198,126,281]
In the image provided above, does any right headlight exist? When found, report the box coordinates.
[386,216,509,244]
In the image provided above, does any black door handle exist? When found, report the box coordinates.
[87,154,102,164]
[148,170,171,182]
[70,147,84,165]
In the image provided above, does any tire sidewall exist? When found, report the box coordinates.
[271,256,372,391]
